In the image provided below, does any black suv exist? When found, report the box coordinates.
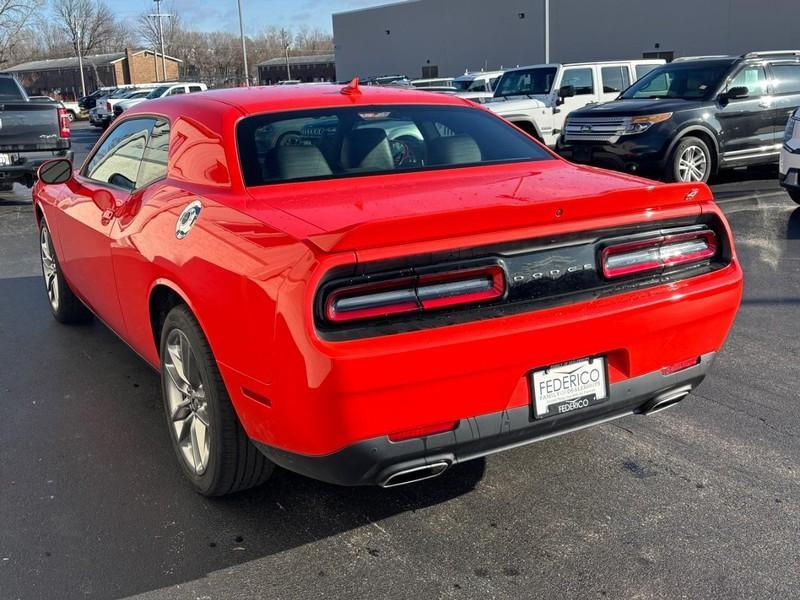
[556,51,800,182]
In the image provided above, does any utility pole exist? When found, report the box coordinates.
[150,0,171,81]
[544,0,550,63]
[280,28,291,81]
[236,0,249,86]
[75,22,86,97]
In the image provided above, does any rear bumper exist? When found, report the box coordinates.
[255,353,715,486]
[0,149,73,182]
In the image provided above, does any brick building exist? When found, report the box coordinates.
[257,54,336,85]
[7,49,182,101]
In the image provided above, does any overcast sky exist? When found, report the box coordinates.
[108,0,394,35]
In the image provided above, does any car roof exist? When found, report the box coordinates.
[664,57,739,67]
[132,82,475,119]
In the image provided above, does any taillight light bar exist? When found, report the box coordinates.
[325,265,506,324]
[602,230,717,279]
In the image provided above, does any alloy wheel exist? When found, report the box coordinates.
[40,226,59,311]
[677,145,708,182]
[163,329,211,475]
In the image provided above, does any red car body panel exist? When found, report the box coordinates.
[34,85,743,478]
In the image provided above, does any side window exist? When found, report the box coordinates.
[562,68,594,95]
[771,64,800,95]
[168,86,186,96]
[601,66,630,93]
[728,66,768,96]
[635,64,659,80]
[136,119,170,188]
[83,118,154,190]
[188,86,203,93]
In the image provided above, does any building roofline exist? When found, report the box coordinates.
[108,49,183,64]
[332,0,422,18]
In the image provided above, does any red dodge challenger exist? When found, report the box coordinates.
[32,81,742,495]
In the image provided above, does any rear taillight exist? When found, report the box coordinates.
[601,230,717,279]
[325,264,506,324]
[57,107,70,138]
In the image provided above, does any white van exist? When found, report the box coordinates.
[451,70,505,103]
[488,60,664,145]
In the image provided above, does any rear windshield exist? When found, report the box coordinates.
[0,78,23,101]
[237,104,553,186]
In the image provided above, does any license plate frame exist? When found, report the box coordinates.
[530,355,609,420]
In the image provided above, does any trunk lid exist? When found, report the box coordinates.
[244,160,708,253]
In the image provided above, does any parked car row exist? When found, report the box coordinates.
[88,82,207,128]
[557,51,800,185]
[398,51,800,188]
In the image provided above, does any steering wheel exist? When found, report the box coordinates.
[390,139,410,166]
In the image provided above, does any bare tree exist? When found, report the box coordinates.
[0,0,42,66]
[136,2,180,56]
[52,0,118,57]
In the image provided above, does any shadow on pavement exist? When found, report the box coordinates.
[0,275,486,600]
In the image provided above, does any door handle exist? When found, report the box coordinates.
[101,208,114,225]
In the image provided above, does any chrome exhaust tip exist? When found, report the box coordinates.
[379,460,450,488]
[641,385,692,416]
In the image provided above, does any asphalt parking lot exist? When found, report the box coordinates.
[1,121,798,600]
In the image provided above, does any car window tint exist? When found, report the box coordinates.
[137,119,170,188]
[728,66,767,96]
[188,86,203,93]
[238,105,554,186]
[772,64,800,94]
[168,87,186,96]
[84,118,154,190]
[601,66,630,93]
[562,68,594,95]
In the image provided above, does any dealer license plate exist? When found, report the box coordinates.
[531,357,608,419]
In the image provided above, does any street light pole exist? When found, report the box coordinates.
[72,19,87,97]
[236,0,249,86]
[285,43,291,81]
[544,0,550,63]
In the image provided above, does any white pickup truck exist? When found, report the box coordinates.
[487,59,664,146]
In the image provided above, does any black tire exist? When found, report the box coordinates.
[787,188,800,205]
[665,136,712,183]
[159,305,274,496]
[39,222,92,324]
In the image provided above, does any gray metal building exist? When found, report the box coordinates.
[333,0,800,80]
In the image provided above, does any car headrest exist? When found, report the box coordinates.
[342,128,394,171]
[266,145,332,181]
[428,134,481,166]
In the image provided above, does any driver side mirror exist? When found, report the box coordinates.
[721,86,749,102]
[559,85,576,99]
[37,158,73,185]
[557,84,575,106]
